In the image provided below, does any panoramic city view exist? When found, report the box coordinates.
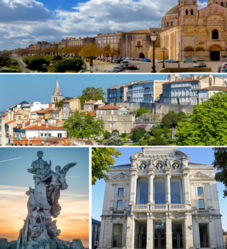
[1,0,227,249]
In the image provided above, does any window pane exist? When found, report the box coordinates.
[113,224,122,247]
[118,188,124,196]
[117,200,123,210]
[198,187,203,195]
[199,199,205,209]
[171,179,182,204]
[155,179,166,204]
[136,178,148,204]
[199,224,209,247]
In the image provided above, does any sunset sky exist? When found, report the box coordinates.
[0,148,89,246]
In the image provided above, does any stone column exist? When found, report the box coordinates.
[148,171,155,204]
[206,182,212,209]
[147,215,153,249]
[126,215,134,249]
[129,170,138,205]
[182,171,190,205]
[184,213,194,249]
[166,214,172,249]
[165,173,171,204]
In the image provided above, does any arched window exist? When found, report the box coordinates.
[185,9,188,15]
[221,2,224,6]
[212,29,219,39]
[191,9,194,15]
[117,200,123,210]
[198,199,205,209]
[137,40,141,47]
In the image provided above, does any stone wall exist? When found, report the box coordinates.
[115,102,194,115]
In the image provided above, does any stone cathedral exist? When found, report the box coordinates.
[159,0,227,61]
[98,148,224,249]
[123,0,227,61]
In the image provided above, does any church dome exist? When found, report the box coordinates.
[165,5,179,15]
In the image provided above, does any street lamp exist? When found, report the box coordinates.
[150,31,158,73]
[162,47,166,69]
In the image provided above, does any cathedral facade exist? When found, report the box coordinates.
[118,0,227,61]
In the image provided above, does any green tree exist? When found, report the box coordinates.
[161,111,186,128]
[92,147,122,185]
[54,58,84,72]
[79,44,101,72]
[148,137,168,145]
[213,148,227,197]
[77,87,106,109]
[176,92,227,145]
[64,111,104,140]
[136,107,151,117]
[153,128,163,138]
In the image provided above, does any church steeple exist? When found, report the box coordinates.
[51,79,63,103]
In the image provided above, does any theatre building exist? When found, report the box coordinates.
[98,148,224,249]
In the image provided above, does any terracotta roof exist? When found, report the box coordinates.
[6,120,16,124]
[90,110,96,117]
[199,86,227,91]
[163,76,208,85]
[36,108,61,114]
[22,124,66,131]
[96,104,121,110]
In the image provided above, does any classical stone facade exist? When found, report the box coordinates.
[98,147,224,249]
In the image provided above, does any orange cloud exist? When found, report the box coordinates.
[0,185,89,247]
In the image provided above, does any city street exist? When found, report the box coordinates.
[91,59,223,73]
[13,56,31,73]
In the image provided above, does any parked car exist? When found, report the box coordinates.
[219,63,227,72]
[121,60,129,67]
[104,69,118,73]
[113,66,124,72]
[183,58,197,63]
[134,58,140,61]
[113,58,122,63]
[129,57,134,60]
[165,59,178,63]
[193,62,207,68]
[125,57,130,60]
[156,59,162,63]
[126,64,138,70]
[143,58,151,62]
[139,58,144,61]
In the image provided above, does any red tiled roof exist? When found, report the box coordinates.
[36,108,61,114]
[22,124,66,131]
[163,76,208,85]
[96,104,121,110]
[90,110,96,117]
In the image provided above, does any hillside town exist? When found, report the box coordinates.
[1,74,227,146]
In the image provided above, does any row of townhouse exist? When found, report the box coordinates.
[107,74,227,106]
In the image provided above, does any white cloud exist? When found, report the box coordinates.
[0,0,208,50]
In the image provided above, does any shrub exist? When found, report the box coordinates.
[139,139,148,146]
[53,55,62,60]
[103,130,111,139]
[144,134,151,140]
[153,128,163,138]
[27,58,50,71]
[54,59,84,72]
[121,133,127,138]
[148,138,168,145]
[132,127,146,140]
[166,132,172,139]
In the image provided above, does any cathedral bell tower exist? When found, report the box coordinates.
[51,79,63,103]
[178,0,198,25]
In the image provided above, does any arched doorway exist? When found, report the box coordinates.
[139,52,145,58]
[209,45,222,61]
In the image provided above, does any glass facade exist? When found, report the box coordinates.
[154,220,166,249]
[134,220,147,249]
[112,224,123,247]
[172,221,183,249]
[136,178,148,204]
[199,224,209,247]
[154,178,166,204]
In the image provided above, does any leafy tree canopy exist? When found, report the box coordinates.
[136,107,152,117]
[161,110,186,128]
[54,58,84,72]
[27,58,49,71]
[79,44,101,58]
[132,127,146,140]
[148,137,168,145]
[176,92,227,145]
[77,87,106,109]
[64,111,104,140]
[213,148,227,197]
[92,148,122,185]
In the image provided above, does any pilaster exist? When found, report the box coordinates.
[126,215,134,249]
[166,213,172,249]
[147,214,153,249]
[129,169,138,205]
[148,170,155,204]
[184,213,194,249]
[165,172,171,204]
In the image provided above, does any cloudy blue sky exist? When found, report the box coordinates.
[0,0,207,51]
